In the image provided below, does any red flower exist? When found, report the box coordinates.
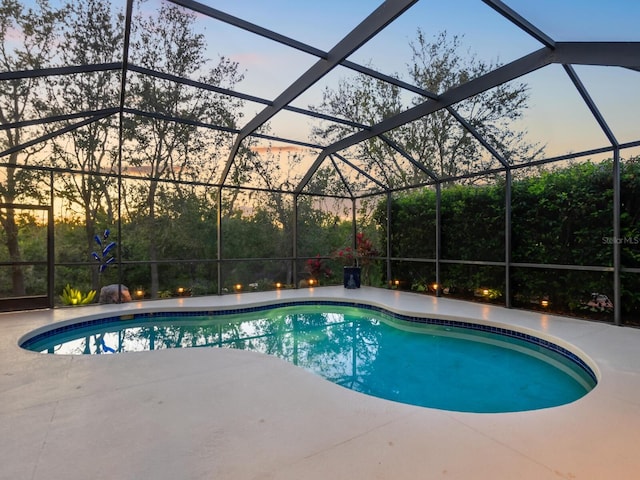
[305,255,331,278]
[333,233,377,267]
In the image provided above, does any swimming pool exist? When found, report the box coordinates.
[20,301,597,413]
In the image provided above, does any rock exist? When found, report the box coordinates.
[99,284,132,304]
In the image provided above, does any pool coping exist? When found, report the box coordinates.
[18,298,600,386]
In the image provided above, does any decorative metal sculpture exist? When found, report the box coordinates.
[92,229,116,273]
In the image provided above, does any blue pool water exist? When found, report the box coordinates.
[21,303,597,413]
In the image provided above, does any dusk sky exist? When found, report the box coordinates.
[16,0,640,162]
[182,0,640,160]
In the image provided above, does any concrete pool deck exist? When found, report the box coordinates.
[1,286,640,480]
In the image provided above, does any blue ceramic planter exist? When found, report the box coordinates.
[343,266,361,289]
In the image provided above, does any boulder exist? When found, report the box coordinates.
[99,284,132,304]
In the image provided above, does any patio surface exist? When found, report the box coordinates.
[2,286,640,480]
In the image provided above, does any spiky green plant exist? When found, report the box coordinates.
[60,284,96,306]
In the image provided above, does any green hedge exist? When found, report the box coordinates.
[377,158,640,322]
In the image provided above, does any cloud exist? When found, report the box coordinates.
[229,52,269,67]
[5,25,24,44]
[250,145,304,154]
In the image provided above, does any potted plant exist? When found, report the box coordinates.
[334,232,378,288]
[335,246,360,289]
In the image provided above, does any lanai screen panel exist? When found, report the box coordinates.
[573,66,640,147]
[504,0,640,41]
[347,0,544,88]
[201,0,382,52]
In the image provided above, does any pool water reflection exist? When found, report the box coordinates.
[23,304,596,413]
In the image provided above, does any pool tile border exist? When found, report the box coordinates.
[20,300,597,383]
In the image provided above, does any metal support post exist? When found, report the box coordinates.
[505,170,512,308]
[435,183,442,297]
